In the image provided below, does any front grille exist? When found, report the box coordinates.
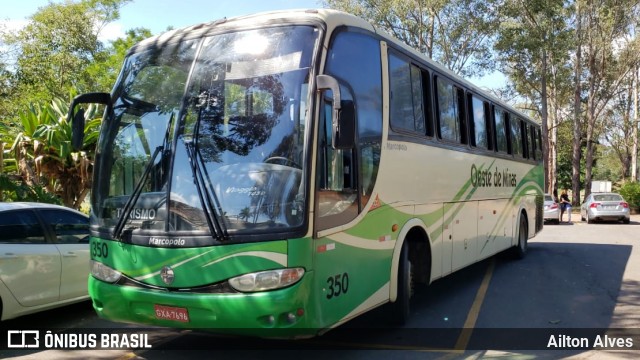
[115,275,238,294]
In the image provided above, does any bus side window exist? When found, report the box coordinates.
[435,77,460,143]
[535,127,543,161]
[510,116,524,158]
[317,89,358,220]
[468,94,488,150]
[493,106,509,153]
[388,53,425,135]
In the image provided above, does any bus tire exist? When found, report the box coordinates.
[389,241,413,325]
[513,215,528,259]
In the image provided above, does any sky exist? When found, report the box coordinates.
[1,0,322,40]
[1,0,505,90]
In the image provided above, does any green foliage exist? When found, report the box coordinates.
[556,119,585,190]
[86,28,153,91]
[0,0,149,208]
[618,181,640,211]
[0,173,62,204]
[323,0,501,77]
[0,0,133,121]
[2,96,102,208]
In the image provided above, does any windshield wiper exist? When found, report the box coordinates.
[184,122,228,241]
[113,112,173,241]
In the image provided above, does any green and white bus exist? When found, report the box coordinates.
[70,9,544,337]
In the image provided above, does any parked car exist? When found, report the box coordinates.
[543,194,560,224]
[0,202,90,320]
[580,192,631,224]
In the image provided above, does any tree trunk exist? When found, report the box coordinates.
[633,64,639,182]
[571,0,582,206]
[541,48,551,193]
[584,64,596,201]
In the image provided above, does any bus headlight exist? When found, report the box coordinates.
[90,260,122,283]
[229,268,305,292]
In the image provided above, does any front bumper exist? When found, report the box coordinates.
[586,209,630,221]
[89,273,318,337]
[543,209,560,222]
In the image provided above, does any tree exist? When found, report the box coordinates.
[604,70,638,179]
[571,0,583,207]
[86,28,153,92]
[0,0,131,118]
[2,97,102,209]
[0,0,148,207]
[494,0,573,194]
[322,0,501,77]
[581,0,640,201]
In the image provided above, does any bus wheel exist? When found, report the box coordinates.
[390,241,413,325]
[513,215,528,259]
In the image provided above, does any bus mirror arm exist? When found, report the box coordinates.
[316,75,354,149]
[68,92,112,151]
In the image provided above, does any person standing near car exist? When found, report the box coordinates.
[560,189,572,223]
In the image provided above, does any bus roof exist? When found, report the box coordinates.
[131,8,537,126]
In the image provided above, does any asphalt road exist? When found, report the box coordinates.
[2,215,640,359]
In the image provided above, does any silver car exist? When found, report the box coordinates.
[580,192,631,224]
[543,194,560,224]
[0,202,90,320]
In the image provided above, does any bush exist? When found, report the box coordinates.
[619,181,640,212]
[0,174,62,204]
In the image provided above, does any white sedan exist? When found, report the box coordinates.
[0,202,90,320]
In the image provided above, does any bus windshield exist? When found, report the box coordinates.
[93,26,318,243]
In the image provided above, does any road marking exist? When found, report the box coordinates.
[454,258,495,350]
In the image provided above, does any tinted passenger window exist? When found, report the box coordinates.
[535,128,543,160]
[511,117,523,157]
[436,77,460,142]
[390,54,423,133]
[40,210,89,244]
[0,211,45,244]
[470,96,488,149]
[494,107,508,153]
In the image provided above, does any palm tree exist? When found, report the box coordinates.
[3,96,102,209]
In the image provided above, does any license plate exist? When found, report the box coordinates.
[154,304,190,323]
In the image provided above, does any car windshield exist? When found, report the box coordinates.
[544,195,554,202]
[91,25,319,242]
[593,194,623,202]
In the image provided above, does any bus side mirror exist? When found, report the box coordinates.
[67,92,112,151]
[316,75,355,149]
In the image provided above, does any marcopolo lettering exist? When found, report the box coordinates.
[149,237,186,246]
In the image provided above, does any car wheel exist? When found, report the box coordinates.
[513,214,528,259]
[581,212,585,221]
[587,214,593,224]
[623,218,630,224]
[389,240,413,325]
